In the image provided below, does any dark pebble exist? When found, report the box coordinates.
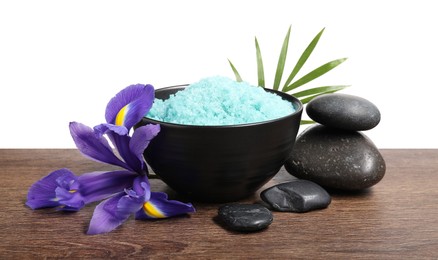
[285,124,386,190]
[306,93,381,131]
[261,180,331,212]
[218,204,273,232]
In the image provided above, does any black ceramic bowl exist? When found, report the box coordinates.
[137,85,303,202]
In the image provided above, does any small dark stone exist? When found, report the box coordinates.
[285,124,386,190]
[217,204,273,232]
[261,180,331,212]
[306,93,381,131]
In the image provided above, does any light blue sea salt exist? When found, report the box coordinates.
[146,76,296,126]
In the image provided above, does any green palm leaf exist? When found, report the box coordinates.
[292,85,349,98]
[226,26,349,126]
[299,87,343,104]
[255,37,265,87]
[283,58,347,93]
[299,94,322,104]
[273,26,291,90]
[282,28,325,91]
[228,59,243,82]
[300,120,315,125]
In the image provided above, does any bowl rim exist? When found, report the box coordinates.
[142,84,303,129]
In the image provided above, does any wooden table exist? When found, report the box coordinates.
[0,149,437,259]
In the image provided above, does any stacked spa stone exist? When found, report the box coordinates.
[284,93,386,191]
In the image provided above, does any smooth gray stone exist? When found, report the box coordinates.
[261,180,331,212]
[218,204,273,232]
[306,93,381,131]
[285,124,386,190]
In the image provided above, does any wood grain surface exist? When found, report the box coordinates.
[0,149,437,259]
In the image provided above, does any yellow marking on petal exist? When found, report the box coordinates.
[69,189,77,193]
[143,201,166,218]
[115,104,129,126]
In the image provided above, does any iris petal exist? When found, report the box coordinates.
[131,175,149,197]
[116,175,150,218]
[78,170,137,204]
[87,175,150,235]
[116,194,143,220]
[115,104,129,126]
[94,123,128,137]
[93,123,144,174]
[55,187,85,211]
[105,84,154,130]
[87,193,128,235]
[107,132,143,174]
[69,122,129,170]
[135,192,196,220]
[26,168,85,211]
[130,124,160,169]
[26,168,73,209]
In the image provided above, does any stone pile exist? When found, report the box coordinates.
[285,93,386,191]
[216,94,386,232]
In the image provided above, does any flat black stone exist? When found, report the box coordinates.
[217,204,273,232]
[284,124,386,190]
[261,180,331,212]
[306,93,381,131]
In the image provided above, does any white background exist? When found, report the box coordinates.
[1,0,437,148]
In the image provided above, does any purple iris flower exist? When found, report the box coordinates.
[87,175,195,235]
[26,84,196,235]
[26,168,85,211]
[26,168,138,211]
